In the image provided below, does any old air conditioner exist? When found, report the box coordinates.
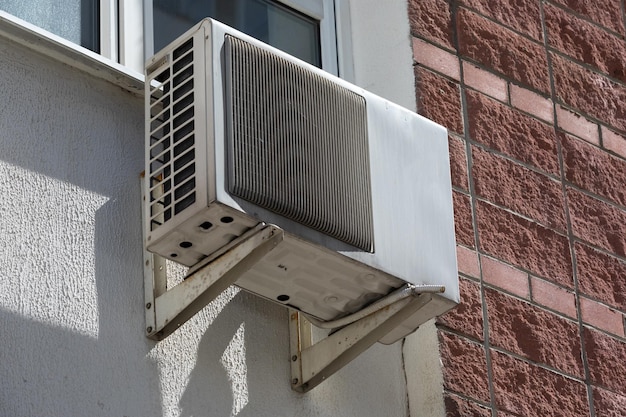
[144,19,458,346]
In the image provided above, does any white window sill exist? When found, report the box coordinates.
[0,11,144,96]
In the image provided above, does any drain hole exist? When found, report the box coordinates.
[199,221,213,230]
[179,241,192,248]
[220,216,234,223]
[277,295,290,302]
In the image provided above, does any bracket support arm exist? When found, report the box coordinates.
[289,292,434,392]
[144,224,284,340]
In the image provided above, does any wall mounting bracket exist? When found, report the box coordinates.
[143,223,284,340]
[142,174,445,390]
[289,291,435,393]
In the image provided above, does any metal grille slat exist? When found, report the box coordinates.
[147,37,197,231]
[225,36,374,251]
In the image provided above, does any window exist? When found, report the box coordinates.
[0,0,99,52]
[0,0,339,75]
[152,0,320,67]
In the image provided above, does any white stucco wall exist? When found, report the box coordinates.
[0,1,430,415]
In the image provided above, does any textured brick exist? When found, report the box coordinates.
[482,255,529,298]
[457,245,480,278]
[467,91,560,175]
[492,351,589,417]
[444,393,491,417]
[576,243,626,312]
[585,328,626,395]
[453,191,475,248]
[552,54,626,132]
[602,127,626,159]
[458,9,549,93]
[561,132,626,207]
[556,105,600,145]
[568,188,626,258]
[545,4,626,82]
[413,38,460,80]
[462,61,508,102]
[438,277,484,340]
[476,201,573,287]
[531,276,577,318]
[415,67,463,134]
[449,135,469,190]
[486,289,584,377]
[459,0,542,40]
[510,84,554,123]
[472,147,566,231]
[408,0,454,49]
[580,296,625,337]
[594,386,626,417]
[439,332,490,402]
[549,0,625,35]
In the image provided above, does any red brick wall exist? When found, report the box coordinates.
[408,0,626,415]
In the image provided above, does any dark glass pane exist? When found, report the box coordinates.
[153,0,321,67]
[0,0,99,52]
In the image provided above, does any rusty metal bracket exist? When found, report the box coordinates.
[143,223,284,340]
[289,293,434,392]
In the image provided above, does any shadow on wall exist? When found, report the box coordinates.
[0,38,164,415]
[0,35,289,417]
[177,290,293,417]
[0,197,163,416]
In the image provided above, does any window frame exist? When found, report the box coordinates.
[140,0,339,75]
[1,0,348,78]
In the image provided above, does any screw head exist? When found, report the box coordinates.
[146,326,153,333]
[146,303,152,309]
[292,378,299,385]
[291,355,298,361]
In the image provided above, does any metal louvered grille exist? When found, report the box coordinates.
[225,36,374,251]
[147,38,197,232]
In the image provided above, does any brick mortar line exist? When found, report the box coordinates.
[544,0,626,38]
[622,0,626,38]
[419,31,626,131]
[462,54,626,138]
[458,50,500,417]
[437,326,611,386]
[540,2,596,415]
[451,185,470,195]
[489,345,586,383]
[467,139,626,226]
[482,281,577,320]
[449,2,497,414]
[442,387,493,409]
[456,3,543,44]
[472,196,568,236]
[561,182,626,218]
[475,145,559,180]
[458,272,480,283]
[570,236,626,272]
[410,34,457,55]
[547,48,626,89]
[436,324,484,346]
[459,242,626,319]
[466,135,561,180]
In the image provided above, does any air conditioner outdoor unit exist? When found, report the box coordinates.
[144,19,458,345]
